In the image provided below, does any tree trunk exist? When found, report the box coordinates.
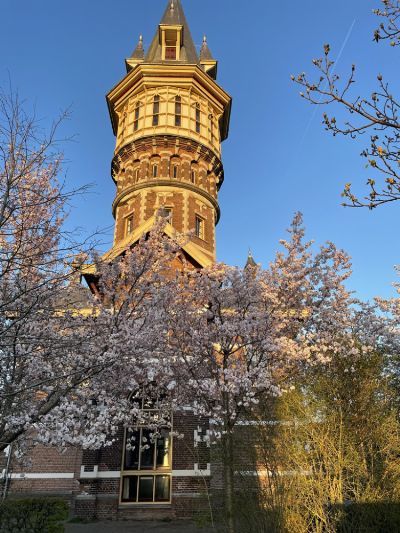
[222,430,235,533]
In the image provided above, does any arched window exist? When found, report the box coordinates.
[133,102,140,131]
[191,170,196,184]
[152,95,160,127]
[152,164,158,178]
[195,103,201,134]
[175,96,181,127]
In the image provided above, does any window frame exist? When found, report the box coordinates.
[152,95,160,127]
[126,215,134,236]
[195,103,201,134]
[133,102,140,132]
[175,95,181,127]
[195,214,205,240]
[119,390,173,506]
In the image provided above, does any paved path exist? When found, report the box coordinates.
[65,520,214,533]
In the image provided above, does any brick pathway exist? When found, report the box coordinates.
[65,520,214,533]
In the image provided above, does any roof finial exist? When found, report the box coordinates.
[170,0,175,10]
[203,35,207,43]
[139,34,143,43]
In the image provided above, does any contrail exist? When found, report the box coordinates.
[297,18,357,147]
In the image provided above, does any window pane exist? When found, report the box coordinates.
[153,96,160,126]
[156,429,170,468]
[138,476,154,502]
[155,475,170,502]
[175,96,181,127]
[140,429,155,469]
[125,430,140,470]
[196,104,201,133]
[122,476,138,502]
[165,47,176,60]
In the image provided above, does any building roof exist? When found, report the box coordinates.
[145,0,199,64]
[199,36,214,61]
[245,250,257,268]
[130,35,145,60]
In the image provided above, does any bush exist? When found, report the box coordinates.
[335,502,400,533]
[0,498,68,533]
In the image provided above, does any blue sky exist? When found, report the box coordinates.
[1,0,398,301]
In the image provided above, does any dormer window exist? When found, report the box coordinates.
[160,25,182,61]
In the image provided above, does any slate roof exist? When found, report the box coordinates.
[199,36,214,61]
[145,0,199,64]
[130,35,145,60]
[245,251,257,268]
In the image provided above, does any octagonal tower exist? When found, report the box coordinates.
[105,0,231,268]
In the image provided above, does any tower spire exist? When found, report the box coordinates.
[145,0,199,64]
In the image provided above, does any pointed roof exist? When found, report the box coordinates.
[130,35,145,60]
[200,36,214,61]
[245,250,257,268]
[145,0,199,64]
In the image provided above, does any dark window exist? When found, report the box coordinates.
[165,46,176,60]
[133,102,140,131]
[175,96,181,127]
[152,95,160,126]
[172,165,178,179]
[155,476,170,501]
[209,114,214,141]
[191,170,196,184]
[152,165,158,178]
[195,103,201,134]
[135,168,139,181]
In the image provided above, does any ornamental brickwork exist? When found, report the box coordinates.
[3,0,232,520]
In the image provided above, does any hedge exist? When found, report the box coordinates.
[0,498,68,533]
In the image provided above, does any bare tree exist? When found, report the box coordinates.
[292,1,400,209]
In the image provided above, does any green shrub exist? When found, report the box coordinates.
[0,498,68,533]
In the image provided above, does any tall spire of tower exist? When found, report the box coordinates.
[145,0,199,64]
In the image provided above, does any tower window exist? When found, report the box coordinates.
[152,95,160,127]
[191,170,196,183]
[195,215,204,239]
[172,165,178,179]
[165,46,176,60]
[135,168,140,181]
[175,96,181,127]
[133,102,140,131]
[162,207,172,221]
[152,164,158,178]
[126,215,134,235]
[209,114,214,141]
[195,103,201,134]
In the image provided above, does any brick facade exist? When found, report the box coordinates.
[2,0,232,521]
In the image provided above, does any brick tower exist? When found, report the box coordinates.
[99,0,231,270]
[3,1,232,520]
